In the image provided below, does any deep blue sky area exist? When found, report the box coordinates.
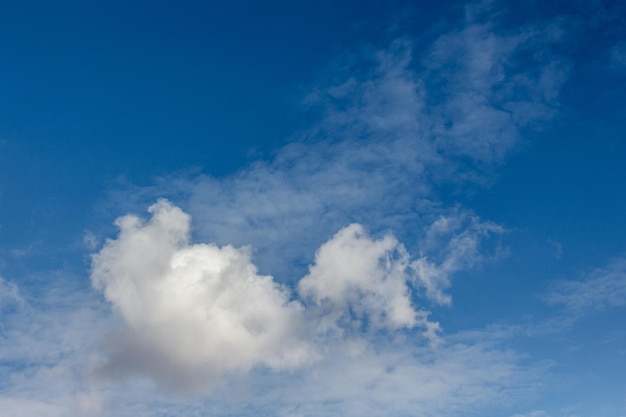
[0,0,415,255]
[1,1,625,416]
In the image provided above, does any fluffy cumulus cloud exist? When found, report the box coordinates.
[91,200,315,389]
[299,224,419,332]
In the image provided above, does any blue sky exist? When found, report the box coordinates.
[1,0,626,416]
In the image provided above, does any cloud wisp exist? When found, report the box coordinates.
[412,212,505,306]
[545,257,626,316]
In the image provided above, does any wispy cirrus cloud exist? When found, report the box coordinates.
[154,13,568,283]
[545,257,626,316]
[412,212,504,305]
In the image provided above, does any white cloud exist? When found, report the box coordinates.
[298,224,422,332]
[91,199,315,390]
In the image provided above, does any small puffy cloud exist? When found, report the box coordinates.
[298,224,421,332]
[91,200,315,389]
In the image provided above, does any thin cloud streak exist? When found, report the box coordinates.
[545,257,626,315]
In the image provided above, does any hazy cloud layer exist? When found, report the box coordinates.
[0,276,109,417]
[229,334,541,417]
